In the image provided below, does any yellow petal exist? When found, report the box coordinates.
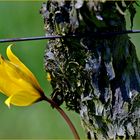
[0,55,42,97]
[0,57,18,96]
[5,97,11,108]
[47,72,51,81]
[6,45,42,91]
[0,68,33,97]
[5,90,42,107]
[0,46,45,107]
[3,59,33,85]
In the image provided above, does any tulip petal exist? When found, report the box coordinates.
[5,97,11,108]
[47,72,51,81]
[5,90,42,107]
[0,45,45,107]
[0,55,42,97]
[3,59,32,85]
[6,45,42,90]
[0,57,20,96]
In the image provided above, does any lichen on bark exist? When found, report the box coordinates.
[40,0,140,139]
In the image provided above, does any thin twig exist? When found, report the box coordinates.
[44,96,80,140]
[0,30,140,43]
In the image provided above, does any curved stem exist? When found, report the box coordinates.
[43,96,80,140]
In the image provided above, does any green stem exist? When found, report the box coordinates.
[43,96,80,140]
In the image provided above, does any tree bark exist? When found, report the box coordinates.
[40,1,140,139]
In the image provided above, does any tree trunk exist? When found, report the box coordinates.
[40,0,140,139]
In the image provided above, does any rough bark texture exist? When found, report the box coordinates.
[40,1,140,139]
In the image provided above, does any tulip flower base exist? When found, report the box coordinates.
[41,0,140,140]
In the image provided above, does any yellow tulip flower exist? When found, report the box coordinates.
[0,45,45,107]
[0,45,80,140]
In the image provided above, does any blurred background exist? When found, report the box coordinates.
[0,1,139,139]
